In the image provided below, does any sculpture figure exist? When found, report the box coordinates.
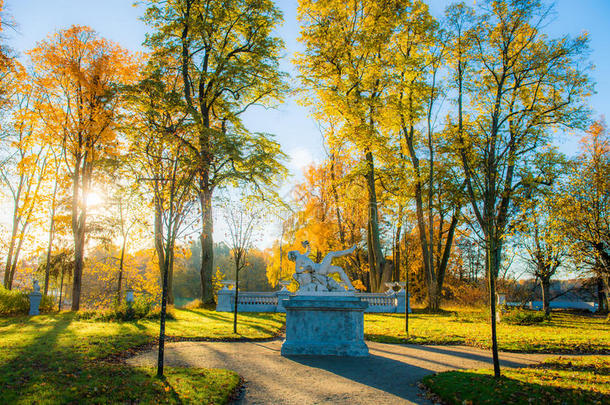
[287,241,356,292]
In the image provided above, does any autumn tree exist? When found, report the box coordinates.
[143,0,288,305]
[553,119,610,312]
[297,0,414,291]
[385,1,465,311]
[0,74,50,290]
[28,25,136,310]
[450,0,592,377]
[514,159,569,316]
[127,72,197,377]
[223,199,262,333]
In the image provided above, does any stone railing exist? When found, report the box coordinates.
[216,281,411,314]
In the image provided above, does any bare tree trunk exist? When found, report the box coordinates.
[58,268,65,311]
[601,275,610,314]
[117,237,126,305]
[541,276,551,316]
[487,237,501,378]
[364,149,388,292]
[233,262,240,334]
[200,188,215,305]
[157,243,172,378]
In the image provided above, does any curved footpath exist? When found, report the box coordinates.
[127,340,555,404]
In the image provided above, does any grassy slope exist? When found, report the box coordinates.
[364,311,610,353]
[423,356,610,405]
[0,310,285,404]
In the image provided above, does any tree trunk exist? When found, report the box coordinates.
[486,237,501,378]
[601,275,610,314]
[157,243,172,378]
[541,276,551,316]
[58,267,65,311]
[168,248,175,305]
[200,188,215,305]
[71,224,86,311]
[117,238,126,305]
[393,209,403,282]
[233,262,240,334]
[427,281,441,312]
[364,149,387,292]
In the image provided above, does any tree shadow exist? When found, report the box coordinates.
[285,353,434,403]
[425,369,608,404]
[0,315,167,403]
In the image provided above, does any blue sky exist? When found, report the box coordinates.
[3,0,609,250]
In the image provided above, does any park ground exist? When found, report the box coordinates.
[0,307,608,404]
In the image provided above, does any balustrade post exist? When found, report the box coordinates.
[216,281,236,312]
[276,280,291,312]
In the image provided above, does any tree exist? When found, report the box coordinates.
[223,200,261,333]
[515,170,569,316]
[554,119,610,312]
[1,76,49,290]
[28,25,136,310]
[451,0,592,377]
[297,0,413,291]
[387,1,463,311]
[143,0,288,305]
[126,70,197,378]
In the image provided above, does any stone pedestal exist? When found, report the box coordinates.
[216,287,234,312]
[281,294,369,357]
[29,291,42,316]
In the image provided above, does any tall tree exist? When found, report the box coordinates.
[0,83,49,289]
[143,0,288,305]
[387,1,463,311]
[553,119,610,312]
[28,25,136,310]
[514,162,569,316]
[451,0,592,377]
[127,72,197,378]
[297,0,412,291]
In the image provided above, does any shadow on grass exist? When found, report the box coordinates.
[0,314,168,403]
[177,308,283,338]
[423,369,609,405]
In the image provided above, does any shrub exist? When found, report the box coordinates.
[76,295,175,322]
[0,286,55,316]
[503,309,549,325]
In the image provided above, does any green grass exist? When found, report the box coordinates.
[422,356,610,405]
[147,308,285,340]
[0,309,285,404]
[364,311,610,353]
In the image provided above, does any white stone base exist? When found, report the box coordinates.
[281,295,369,357]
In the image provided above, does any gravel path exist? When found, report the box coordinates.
[127,340,553,404]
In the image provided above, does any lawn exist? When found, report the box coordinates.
[145,308,285,340]
[364,311,610,353]
[422,356,610,405]
[0,309,284,404]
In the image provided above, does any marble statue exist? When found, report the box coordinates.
[33,279,40,293]
[287,241,356,292]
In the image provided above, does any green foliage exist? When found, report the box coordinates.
[423,356,609,405]
[502,309,549,326]
[0,286,54,316]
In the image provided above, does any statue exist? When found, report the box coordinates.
[287,241,356,292]
[33,279,40,293]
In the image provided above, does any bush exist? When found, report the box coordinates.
[0,286,55,316]
[76,295,175,322]
[503,309,549,325]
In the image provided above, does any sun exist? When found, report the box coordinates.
[86,191,103,207]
